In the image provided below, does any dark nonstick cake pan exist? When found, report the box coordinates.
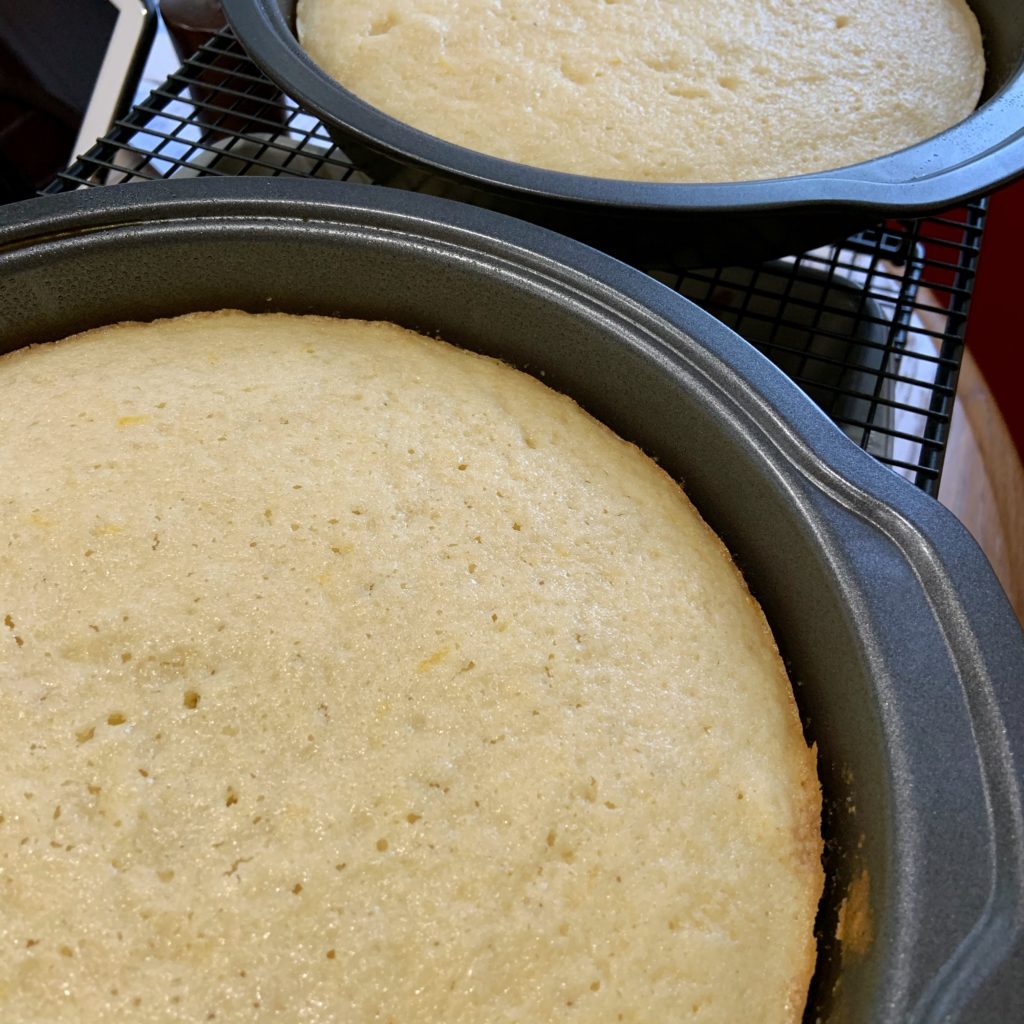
[0,178,1021,1021]
[220,0,1024,267]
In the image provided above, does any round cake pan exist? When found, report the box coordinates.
[220,0,1024,267]
[0,177,1022,1021]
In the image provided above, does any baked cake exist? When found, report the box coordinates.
[0,311,823,1022]
[297,0,985,182]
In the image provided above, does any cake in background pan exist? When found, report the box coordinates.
[296,0,984,182]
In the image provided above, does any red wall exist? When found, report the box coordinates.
[965,178,1024,456]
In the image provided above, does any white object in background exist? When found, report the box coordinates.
[74,0,156,158]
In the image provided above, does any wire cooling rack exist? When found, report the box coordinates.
[45,29,984,496]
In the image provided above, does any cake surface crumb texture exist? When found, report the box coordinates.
[297,0,985,182]
[0,311,822,1023]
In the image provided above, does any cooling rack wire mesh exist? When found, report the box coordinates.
[45,29,986,498]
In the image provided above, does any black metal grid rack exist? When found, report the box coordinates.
[45,29,985,497]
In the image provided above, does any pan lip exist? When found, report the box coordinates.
[220,0,1024,216]
[1,175,1022,1018]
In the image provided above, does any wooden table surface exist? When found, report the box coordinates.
[936,330,1024,626]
